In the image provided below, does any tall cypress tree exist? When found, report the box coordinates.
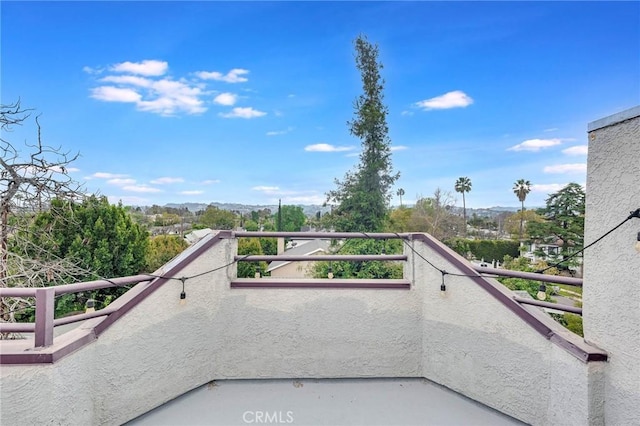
[328,35,399,232]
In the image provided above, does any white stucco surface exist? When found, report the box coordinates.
[1,232,604,425]
[584,107,640,426]
[128,378,525,426]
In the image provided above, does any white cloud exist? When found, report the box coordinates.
[91,86,142,103]
[122,185,162,193]
[107,178,136,186]
[415,90,473,110]
[138,79,205,115]
[196,68,249,83]
[543,163,587,174]
[213,92,238,106]
[90,172,129,179]
[401,110,414,116]
[266,127,293,136]
[304,143,354,152]
[562,145,588,156]
[283,195,326,204]
[111,60,168,76]
[544,128,559,132]
[88,61,207,115]
[252,186,280,194]
[219,107,266,119]
[507,138,562,152]
[391,145,408,151]
[201,179,221,185]
[101,75,153,87]
[180,190,204,195]
[531,183,566,193]
[82,66,103,75]
[150,177,185,184]
[48,165,79,174]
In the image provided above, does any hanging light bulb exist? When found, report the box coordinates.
[328,266,334,279]
[635,232,640,253]
[85,299,96,313]
[255,269,261,278]
[179,277,187,306]
[537,283,547,301]
[440,271,447,297]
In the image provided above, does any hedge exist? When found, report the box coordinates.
[444,238,520,263]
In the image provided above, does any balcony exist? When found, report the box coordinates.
[0,231,605,425]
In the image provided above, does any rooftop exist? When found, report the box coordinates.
[128,378,524,426]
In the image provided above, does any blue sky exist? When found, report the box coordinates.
[2,1,638,209]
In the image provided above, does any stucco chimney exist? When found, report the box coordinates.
[277,237,285,255]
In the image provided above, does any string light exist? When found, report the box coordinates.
[536,284,546,301]
[440,271,447,297]
[635,232,640,253]
[179,277,186,306]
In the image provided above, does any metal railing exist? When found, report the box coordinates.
[0,275,153,348]
[0,231,585,351]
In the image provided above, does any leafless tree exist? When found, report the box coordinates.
[1,100,87,327]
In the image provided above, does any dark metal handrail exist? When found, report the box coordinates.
[473,266,583,286]
[0,275,154,347]
[235,254,407,262]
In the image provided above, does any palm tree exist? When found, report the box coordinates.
[454,177,472,236]
[396,188,405,207]
[513,179,532,240]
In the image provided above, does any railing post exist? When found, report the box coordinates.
[34,288,55,348]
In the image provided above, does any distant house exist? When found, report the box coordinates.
[522,242,561,263]
[267,239,331,278]
[521,241,582,276]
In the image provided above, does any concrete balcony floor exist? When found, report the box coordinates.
[127,378,525,426]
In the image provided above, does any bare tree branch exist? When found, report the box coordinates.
[1,101,86,331]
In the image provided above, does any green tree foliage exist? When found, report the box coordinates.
[512,179,532,240]
[498,255,551,300]
[145,235,188,272]
[237,237,267,278]
[312,239,403,279]
[273,205,306,232]
[327,35,399,232]
[24,196,149,314]
[445,239,520,262]
[198,205,237,230]
[454,177,472,235]
[504,210,544,240]
[259,237,277,256]
[385,207,412,233]
[153,212,181,227]
[527,183,585,268]
[408,189,463,240]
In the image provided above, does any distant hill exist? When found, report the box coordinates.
[163,202,330,217]
[153,202,527,218]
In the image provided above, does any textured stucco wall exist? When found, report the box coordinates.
[584,107,640,426]
[409,237,599,426]
[1,232,601,425]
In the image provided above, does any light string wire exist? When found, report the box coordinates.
[2,208,638,319]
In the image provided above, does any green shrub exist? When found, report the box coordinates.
[445,238,519,262]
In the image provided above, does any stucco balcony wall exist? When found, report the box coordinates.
[1,233,603,425]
